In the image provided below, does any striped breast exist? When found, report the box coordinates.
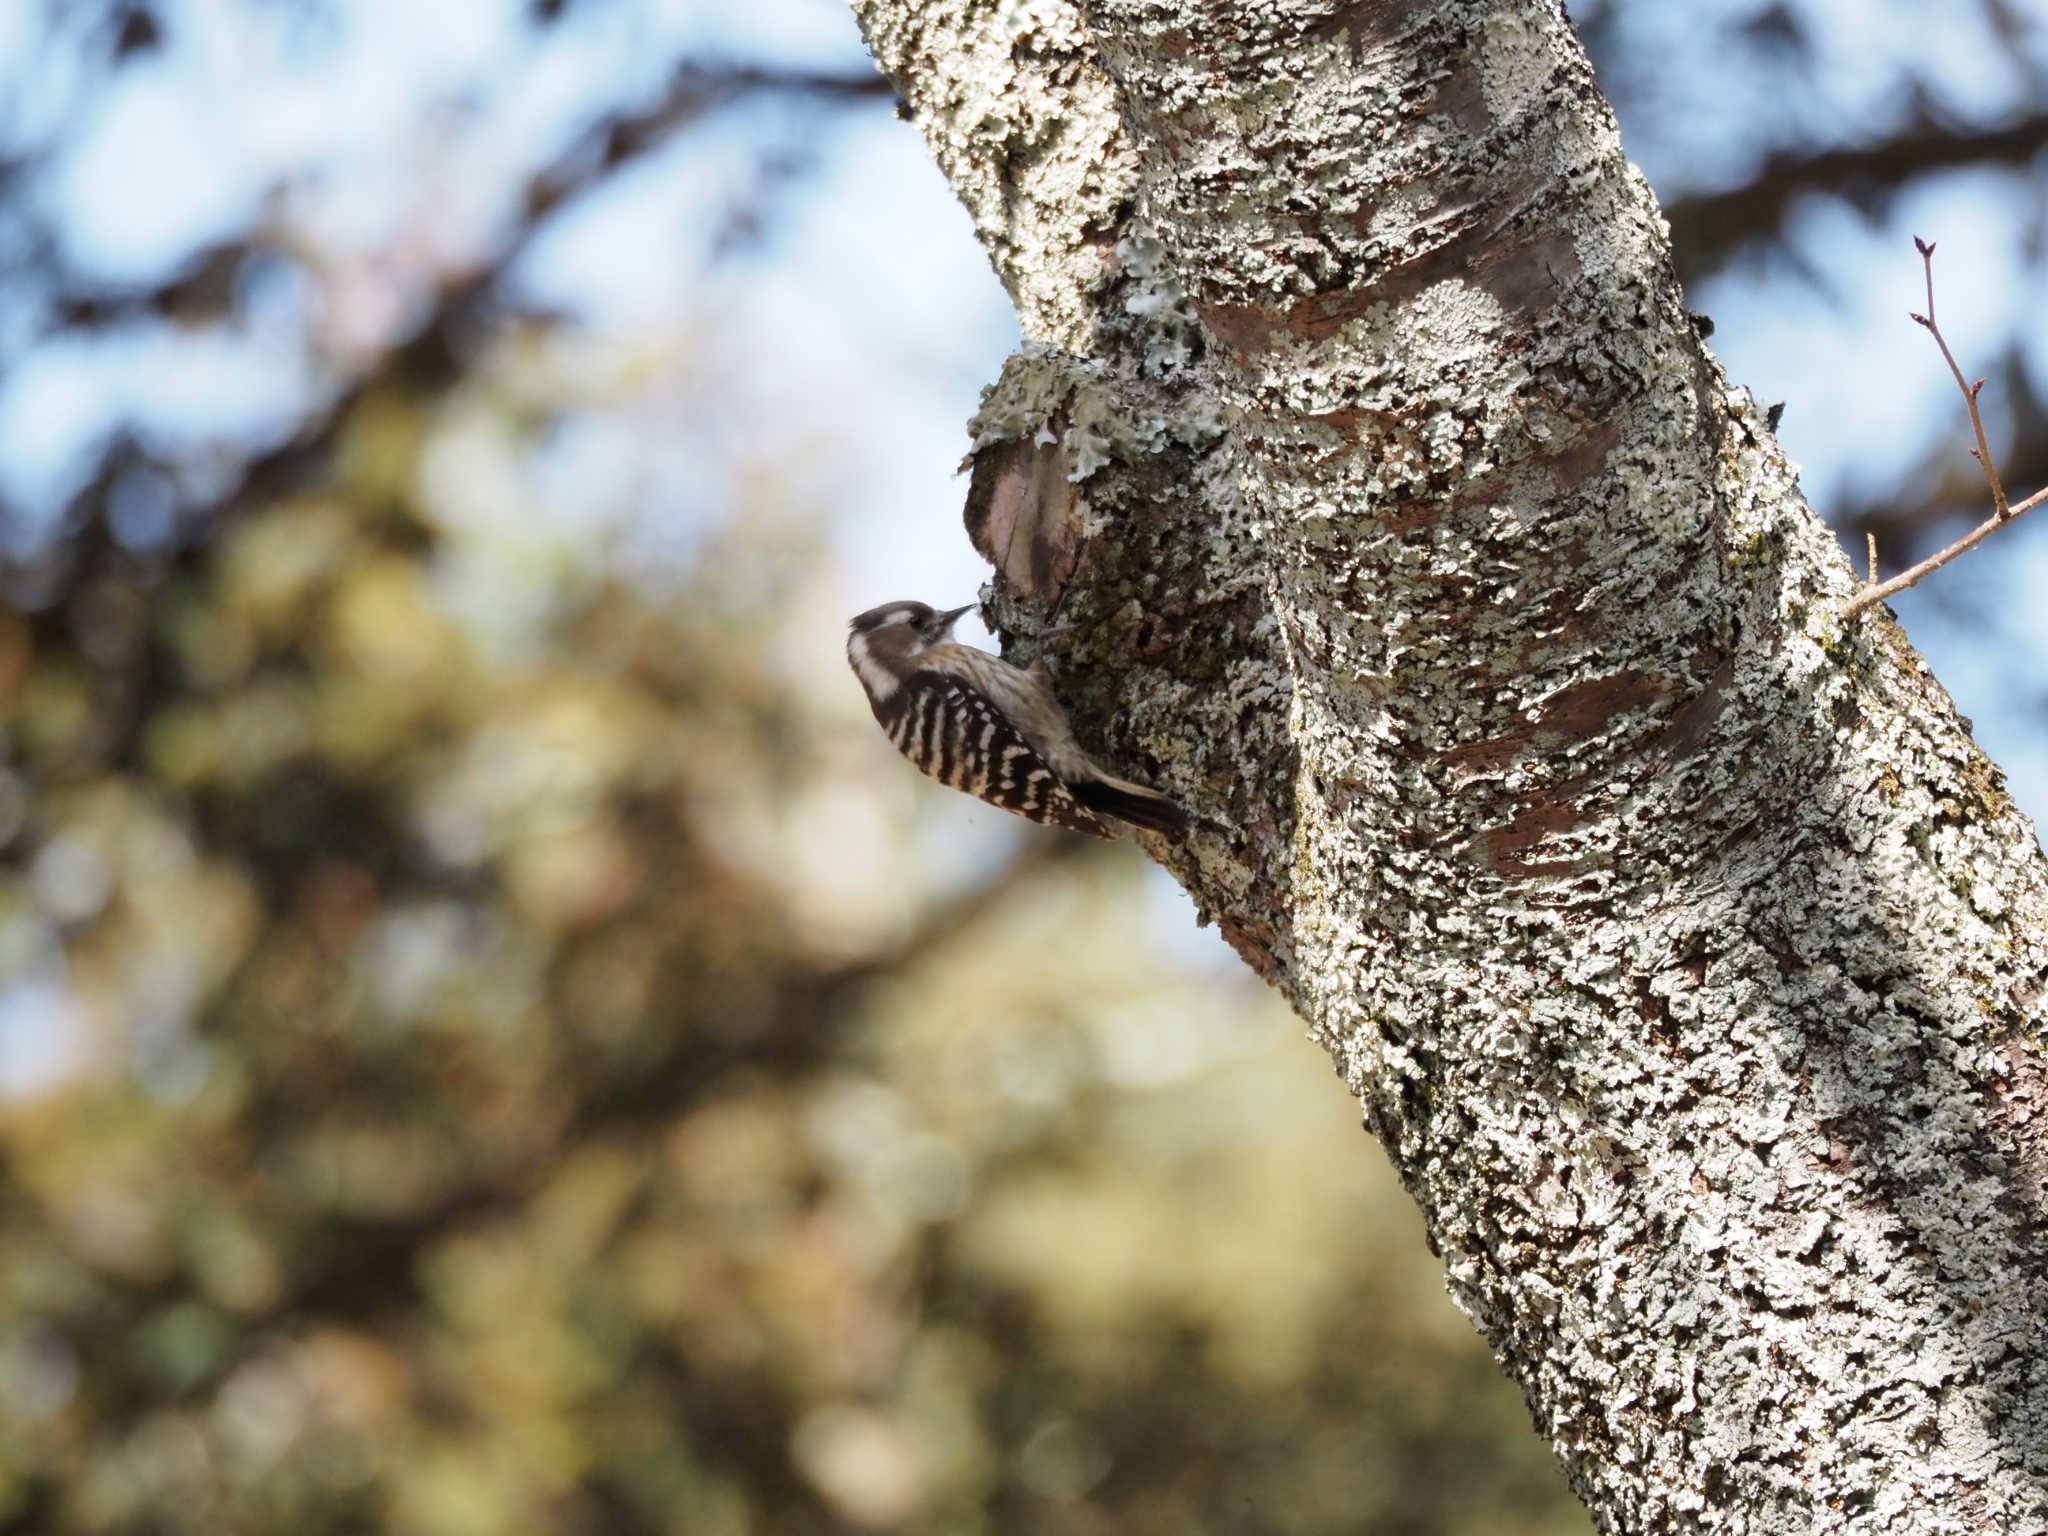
[877,669,1115,838]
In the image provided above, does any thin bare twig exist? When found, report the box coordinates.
[1866,530,1878,584]
[1911,239,2009,517]
[1845,486,2048,617]
[1843,239,2044,618]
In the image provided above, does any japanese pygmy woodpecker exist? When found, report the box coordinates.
[846,601,1188,839]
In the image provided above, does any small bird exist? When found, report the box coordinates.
[847,600,1189,839]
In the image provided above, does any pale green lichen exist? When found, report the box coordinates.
[1115,225,1205,376]
[967,344,1221,482]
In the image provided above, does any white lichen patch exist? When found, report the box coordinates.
[968,344,1221,482]
[1477,3,1563,127]
[1115,225,1203,374]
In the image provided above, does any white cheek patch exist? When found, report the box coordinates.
[848,631,901,703]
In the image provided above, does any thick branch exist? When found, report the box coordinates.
[858,0,2048,1529]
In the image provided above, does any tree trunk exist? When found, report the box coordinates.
[849,0,2048,1527]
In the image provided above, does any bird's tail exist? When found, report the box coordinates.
[1071,774,1190,838]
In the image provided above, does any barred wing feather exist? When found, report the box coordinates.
[881,669,1116,838]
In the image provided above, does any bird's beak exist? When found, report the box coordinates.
[937,604,976,634]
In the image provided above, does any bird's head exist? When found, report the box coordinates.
[846,601,974,701]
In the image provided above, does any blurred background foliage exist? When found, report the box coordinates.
[1,2,2045,1533]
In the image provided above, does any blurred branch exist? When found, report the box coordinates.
[1666,113,2048,279]
[9,58,897,767]
[563,834,1086,1134]
[25,62,896,340]
[524,61,895,226]
[277,836,1084,1325]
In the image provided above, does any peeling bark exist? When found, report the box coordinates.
[849,0,2048,1528]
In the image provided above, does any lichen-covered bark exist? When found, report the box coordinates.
[850,0,2048,1528]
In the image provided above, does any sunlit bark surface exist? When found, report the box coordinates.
[851,0,2048,1527]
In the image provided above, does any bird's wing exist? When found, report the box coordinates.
[883,668,1116,838]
